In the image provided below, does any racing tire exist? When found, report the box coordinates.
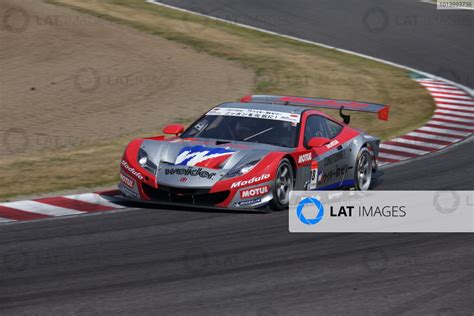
[354,147,372,191]
[270,158,294,211]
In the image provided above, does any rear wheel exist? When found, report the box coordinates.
[354,148,372,191]
[270,159,294,211]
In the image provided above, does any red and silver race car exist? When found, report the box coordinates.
[119,95,388,211]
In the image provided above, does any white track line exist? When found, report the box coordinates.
[436,104,474,112]
[1,201,84,216]
[426,87,468,95]
[0,217,16,223]
[420,83,460,90]
[406,131,460,142]
[380,144,430,155]
[432,115,474,123]
[427,120,474,130]
[147,0,473,97]
[418,126,470,136]
[434,98,474,105]
[65,193,125,208]
[431,93,472,100]
[389,137,445,149]
[435,109,474,117]
[418,80,451,86]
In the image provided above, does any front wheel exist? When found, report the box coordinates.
[354,148,372,191]
[270,159,294,211]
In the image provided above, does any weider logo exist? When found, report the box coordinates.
[240,185,269,199]
[165,167,216,179]
[121,160,144,180]
[231,174,271,189]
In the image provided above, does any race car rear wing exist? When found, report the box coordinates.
[240,95,389,122]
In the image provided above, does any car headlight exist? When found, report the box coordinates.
[224,160,260,179]
[138,148,158,174]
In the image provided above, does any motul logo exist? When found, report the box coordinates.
[231,174,270,189]
[120,173,135,189]
[298,153,312,164]
[240,185,269,199]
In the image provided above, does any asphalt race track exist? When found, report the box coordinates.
[0,1,472,315]
[158,0,474,89]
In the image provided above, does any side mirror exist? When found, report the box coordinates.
[163,124,184,136]
[308,137,331,148]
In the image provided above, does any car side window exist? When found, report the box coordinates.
[325,119,343,139]
[304,115,331,145]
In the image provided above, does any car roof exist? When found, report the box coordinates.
[218,102,310,114]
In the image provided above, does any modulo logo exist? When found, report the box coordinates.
[296,197,324,225]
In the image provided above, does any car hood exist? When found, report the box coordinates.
[139,138,290,188]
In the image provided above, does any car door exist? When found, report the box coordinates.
[304,115,349,189]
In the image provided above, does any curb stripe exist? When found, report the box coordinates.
[0,217,16,223]
[418,80,453,85]
[432,115,474,123]
[431,93,472,100]
[436,105,474,112]
[399,135,453,146]
[417,126,470,136]
[380,76,472,164]
[379,148,419,158]
[35,197,116,212]
[428,119,474,129]
[426,87,468,95]
[425,123,473,133]
[436,100,474,107]
[430,91,471,97]
[1,201,84,216]
[434,98,474,105]
[64,193,125,208]
[406,131,460,143]
[389,137,445,149]
[0,205,50,220]
[413,128,465,139]
[380,143,430,155]
[435,110,474,118]
[420,83,460,90]
[383,140,439,152]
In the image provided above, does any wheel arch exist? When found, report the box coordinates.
[283,154,298,180]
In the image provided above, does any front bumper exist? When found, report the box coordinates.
[117,185,271,212]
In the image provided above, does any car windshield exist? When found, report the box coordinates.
[181,113,299,148]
